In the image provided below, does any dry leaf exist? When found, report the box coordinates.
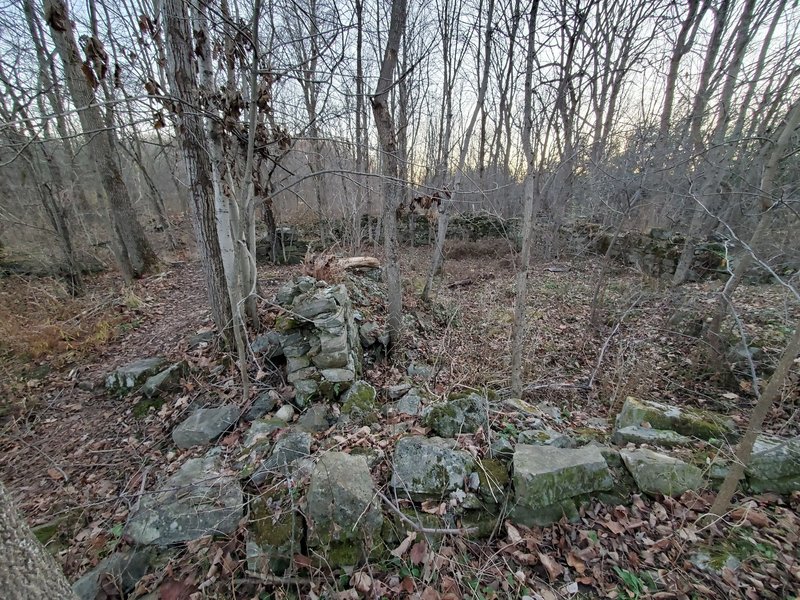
[351,572,372,594]
[391,531,417,558]
[538,553,564,582]
[410,540,428,565]
[506,521,523,545]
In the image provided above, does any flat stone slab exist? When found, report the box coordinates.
[518,428,575,448]
[513,445,612,509]
[126,454,243,546]
[172,405,239,448]
[611,426,692,448]
[390,436,474,500]
[620,448,703,497]
[614,397,737,441]
[306,453,383,549]
[106,357,168,394]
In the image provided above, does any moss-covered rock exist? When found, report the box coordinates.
[476,459,510,504]
[423,392,488,438]
[614,397,737,442]
[341,380,376,415]
[390,436,474,501]
[620,448,703,497]
[247,493,303,575]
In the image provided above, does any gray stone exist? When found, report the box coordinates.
[251,331,284,359]
[611,426,693,448]
[275,404,295,422]
[141,362,187,398]
[172,405,239,448]
[281,332,312,358]
[503,398,545,417]
[251,431,312,484]
[341,380,377,414]
[385,388,425,416]
[407,362,434,378]
[187,331,215,350]
[126,455,243,546]
[72,550,152,600]
[287,366,317,384]
[287,356,311,372]
[513,445,612,509]
[423,392,488,438]
[306,453,383,563]
[312,350,349,370]
[296,404,332,433]
[386,383,412,399]
[614,397,737,441]
[319,368,355,383]
[510,498,580,527]
[620,448,703,497]
[747,435,800,493]
[105,357,168,394]
[293,380,319,407]
[293,293,337,319]
[489,437,515,461]
[243,419,284,448]
[517,428,575,448]
[390,436,474,500]
[243,391,278,422]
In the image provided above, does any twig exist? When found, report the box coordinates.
[377,491,479,536]
[236,573,314,586]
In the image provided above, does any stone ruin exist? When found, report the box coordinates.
[84,275,800,598]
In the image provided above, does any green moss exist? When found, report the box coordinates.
[342,382,376,415]
[477,459,510,503]
[275,314,298,333]
[132,397,165,418]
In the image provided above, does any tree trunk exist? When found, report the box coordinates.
[162,0,233,342]
[510,0,539,398]
[371,0,407,344]
[44,0,158,281]
[0,481,78,599]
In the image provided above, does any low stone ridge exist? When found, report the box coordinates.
[614,396,737,441]
[390,436,474,500]
[105,357,168,394]
[172,405,239,448]
[611,425,692,448]
[72,550,152,600]
[306,452,383,565]
[513,445,612,510]
[620,448,703,497]
[275,278,362,406]
[424,392,488,437]
[126,453,243,546]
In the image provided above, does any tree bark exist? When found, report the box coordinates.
[162,0,233,342]
[371,0,407,344]
[0,481,78,599]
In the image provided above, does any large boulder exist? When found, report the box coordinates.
[125,454,243,546]
[172,405,239,448]
[746,435,800,493]
[105,357,168,395]
[614,397,737,441]
[306,453,383,566]
[620,448,703,497]
[423,392,488,438]
[390,436,474,500]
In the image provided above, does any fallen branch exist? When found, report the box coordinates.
[377,491,479,536]
[337,256,380,270]
[447,278,474,288]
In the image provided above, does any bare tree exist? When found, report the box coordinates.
[371,0,407,344]
[44,0,158,281]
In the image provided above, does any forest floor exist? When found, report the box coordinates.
[1,239,799,599]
